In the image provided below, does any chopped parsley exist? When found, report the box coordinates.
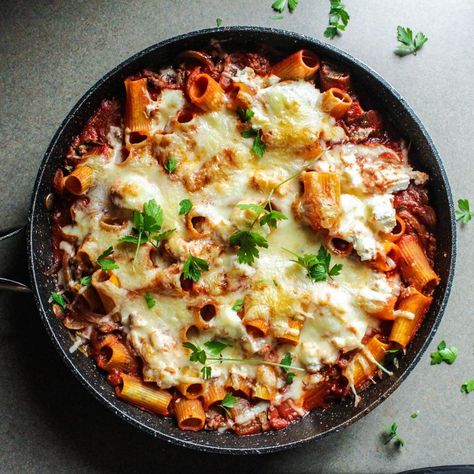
[410,411,419,419]
[164,156,178,173]
[216,18,222,27]
[144,292,156,309]
[97,246,119,271]
[324,0,350,39]
[271,0,298,13]
[237,107,254,122]
[232,298,244,312]
[286,245,343,282]
[280,352,296,384]
[461,379,474,394]
[178,199,193,215]
[79,275,92,286]
[237,203,287,229]
[241,129,267,158]
[182,255,209,282]
[51,291,66,309]
[455,199,472,224]
[430,340,458,365]
[384,422,405,447]
[395,26,428,56]
[219,392,237,416]
[230,230,268,265]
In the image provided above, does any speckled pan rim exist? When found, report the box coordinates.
[27,26,456,454]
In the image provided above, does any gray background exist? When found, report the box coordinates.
[1,1,473,472]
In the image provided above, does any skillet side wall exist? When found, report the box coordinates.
[27,27,456,454]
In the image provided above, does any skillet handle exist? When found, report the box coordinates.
[0,225,31,292]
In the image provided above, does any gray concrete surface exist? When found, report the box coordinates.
[1,1,473,472]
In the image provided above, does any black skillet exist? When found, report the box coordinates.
[0,27,456,454]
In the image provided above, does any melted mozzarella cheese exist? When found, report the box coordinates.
[59,67,429,402]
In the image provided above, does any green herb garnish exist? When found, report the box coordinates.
[455,199,472,224]
[51,291,66,309]
[182,255,209,282]
[280,352,296,384]
[179,199,193,215]
[79,275,92,286]
[461,379,474,394]
[97,246,119,271]
[219,392,237,416]
[241,129,267,158]
[164,156,178,173]
[395,26,428,56]
[271,0,298,13]
[430,340,458,365]
[230,230,269,265]
[237,107,254,122]
[324,0,350,39]
[232,299,244,312]
[144,292,156,309]
[216,18,222,27]
[384,422,405,447]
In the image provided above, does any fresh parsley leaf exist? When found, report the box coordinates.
[118,234,148,245]
[289,245,342,282]
[384,422,405,447]
[461,379,474,394]
[241,129,266,157]
[430,340,458,365]
[230,230,268,265]
[143,199,163,232]
[204,340,229,356]
[410,412,419,418]
[201,366,212,379]
[183,342,207,364]
[144,292,156,309]
[79,275,92,286]
[179,199,193,215]
[237,107,254,122]
[183,255,209,282]
[164,156,178,173]
[270,14,284,20]
[324,0,350,39]
[51,291,66,309]
[280,352,296,384]
[455,199,472,224]
[271,0,287,13]
[97,247,119,270]
[216,18,222,27]
[151,228,175,245]
[220,392,237,408]
[395,26,428,56]
[260,210,288,229]
[288,0,298,12]
[232,298,244,312]
[237,203,265,214]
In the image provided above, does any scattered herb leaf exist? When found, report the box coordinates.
[230,230,268,265]
[241,129,266,158]
[384,422,405,447]
[237,203,288,229]
[216,18,222,27]
[201,366,212,379]
[144,292,156,309]
[280,352,296,384]
[288,0,299,12]
[455,199,472,224]
[395,26,428,56]
[97,246,119,271]
[461,379,474,394]
[287,245,342,282]
[179,199,193,215]
[51,291,66,309]
[324,0,350,39]
[80,275,92,286]
[271,0,287,12]
[204,340,229,356]
[237,107,254,122]
[164,156,178,173]
[219,392,237,412]
[183,255,209,282]
[410,412,419,419]
[232,298,244,312]
[430,340,458,365]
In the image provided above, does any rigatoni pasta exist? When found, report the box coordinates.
[49,42,439,436]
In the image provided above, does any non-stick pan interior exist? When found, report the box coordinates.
[27,27,455,454]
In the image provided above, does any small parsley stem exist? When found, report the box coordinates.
[207,356,305,372]
[133,230,142,268]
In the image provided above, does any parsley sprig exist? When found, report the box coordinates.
[324,0,350,39]
[241,129,267,158]
[119,199,175,265]
[430,340,458,365]
[461,379,474,394]
[280,353,296,384]
[232,298,244,312]
[183,341,305,380]
[164,156,178,173]
[97,247,119,271]
[182,255,209,282]
[395,26,428,56]
[384,422,405,448]
[144,292,156,309]
[237,107,254,122]
[219,392,238,416]
[455,199,472,224]
[51,291,66,309]
[285,245,343,282]
[179,199,193,215]
[80,275,92,286]
[230,151,326,265]
[271,0,299,14]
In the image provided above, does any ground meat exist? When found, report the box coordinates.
[268,406,289,431]
[394,184,436,230]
